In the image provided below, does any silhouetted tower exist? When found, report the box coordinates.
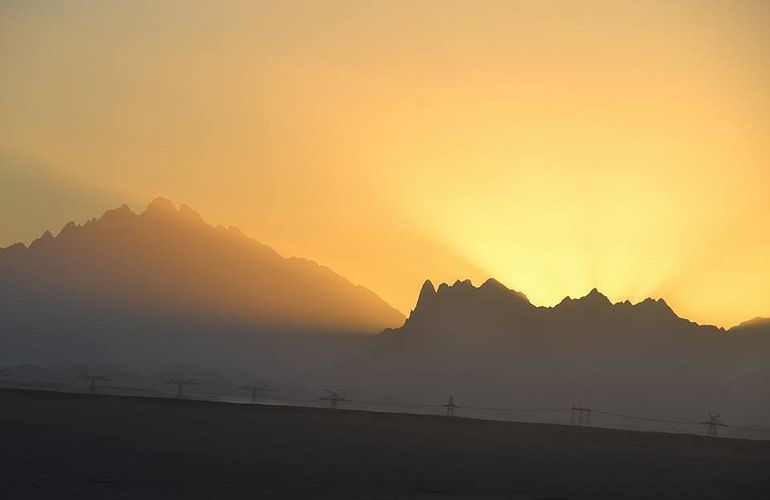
[238,384,270,403]
[443,395,458,416]
[319,389,349,409]
[165,378,198,398]
[82,374,111,394]
[570,405,591,426]
[701,412,727,437]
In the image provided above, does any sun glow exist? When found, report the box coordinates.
[1,0,768,327]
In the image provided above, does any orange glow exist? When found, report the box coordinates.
[1,1,768,327]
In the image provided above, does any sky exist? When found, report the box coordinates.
[1,0,768,328]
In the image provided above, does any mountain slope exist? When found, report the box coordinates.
[327,279,770,426]
[0,198,403,374]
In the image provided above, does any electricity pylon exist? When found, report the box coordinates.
[81,374,111,394]
[443,395,458,416]
[570,405,592,426]
[319,389,349,409]
[238,384,270,403]
[165,378,198,398]
[701,412,727,437]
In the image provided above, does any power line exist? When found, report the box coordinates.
[464,405,568,413]
[237,384,270,404]
[592,409,697,426]
[4,377,769,439]
[319,389,350,409]
[164,378,198,399]
[443,395,458,416]
[700,412,728,437]
[81,374,111,394]
[570,406,592,426]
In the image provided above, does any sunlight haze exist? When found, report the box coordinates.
[2,0,768,327]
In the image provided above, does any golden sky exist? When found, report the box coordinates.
[2,0,768,327]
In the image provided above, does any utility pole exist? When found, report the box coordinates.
[81,374,111,394]
[443,395,458,416]
[165,378,198,399]
[570,405,592,426]
[238,384,270,404]
[319,389,349,409]
[700,412,727,437]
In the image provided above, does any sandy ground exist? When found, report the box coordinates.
[0,389,768,499]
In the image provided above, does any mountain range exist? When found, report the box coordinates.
[1,199,768,428]
[0,198,402,377]
[325,278,770,426]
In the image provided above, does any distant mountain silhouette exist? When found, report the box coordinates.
[3,202,769,427]
[327,279,770,425]
[0,198,402,376]
[731,316,770,331]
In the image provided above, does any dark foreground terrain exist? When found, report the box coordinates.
[0,390,768,499]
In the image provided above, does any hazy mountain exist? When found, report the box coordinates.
[731,316,770,332]
[0,198,403,377]
[3,199,768,429]
[326,279,770,426]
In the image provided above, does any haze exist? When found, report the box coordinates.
[2,0,768,327]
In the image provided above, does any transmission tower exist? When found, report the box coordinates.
[570,405,592,426]
[165,378,198,398]
[700,412,727,437]
[443,395,458,416]
[319,389,349,409]
[81,374,111,394]
[238,384,270,403]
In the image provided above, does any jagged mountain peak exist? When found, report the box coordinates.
[480,277,506,289]
[28,230,54,250]
[406,277,532,327]
[58,221,79,238]
[419,278,530,303]
[398,278,701,339]
[637,296,669,307]
[99,203,135,224]
[583,287,611,304]
[418,279,436,300]
[143,196,177,216]
[178,203,204,222]
[136,198,206,227]
[554,288,680,320]
[452,278,474,288]
[0,198,405,335]
[631,296,678,319]
[557,287,611,309]
[478,278,530,303]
